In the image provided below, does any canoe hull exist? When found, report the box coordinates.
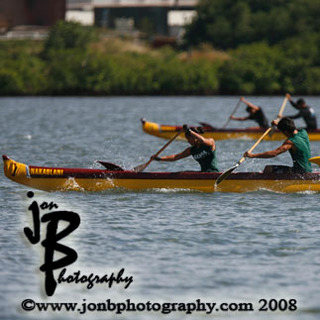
[3,155,320,193]
[142,119,320,141]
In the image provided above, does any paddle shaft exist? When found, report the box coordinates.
[238,127,272,165]
[242,95,288,161]
[216,126,273,186]
[278,96,288,118]
[269,96,288,136]
[222,98,242,128]
[133,130,183,172]
[216,96,289,186]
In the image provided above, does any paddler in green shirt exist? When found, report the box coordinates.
[151,125,219,172]
[244,117,312,173]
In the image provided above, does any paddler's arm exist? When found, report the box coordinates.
[186,129,216,150]
[230,115,250,121]
[286,93,299,110]
[285,111,302,120]
[151,147,191,162]
[244,140,293,158]
[240,97,260,111]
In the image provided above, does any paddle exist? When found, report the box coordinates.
[133,129,183,173]
[222,98,242,128]
[269,95,288,136]
[215,127,272,186]
[309,156,320,166]
[215,96,290,186]
[278,96,289,118]
[98,130,182,172]
[98,161,124,171]
[198,122,215,129]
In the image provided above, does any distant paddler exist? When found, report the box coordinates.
[283,93,317,130]
[244,117,312,174]
[230,97,269,129]
[151,125,219,172]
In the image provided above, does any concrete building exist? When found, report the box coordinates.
[67,0,93,10]
[0,0,66,32]
[67,0,197,36]
[66,0,94,25]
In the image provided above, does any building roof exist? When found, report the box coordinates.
[67,0,197,9]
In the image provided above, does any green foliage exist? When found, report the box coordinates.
[41,39,221,95]
[1,14,320,96]
[181,0,320,95]
[219,43,285,94]
[43,20,97,58]
[0,69,25,95]
[184,0,320,49]
[0,40,47,95]
[301,67,320,94]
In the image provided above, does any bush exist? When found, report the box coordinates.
[43,20,97,59]
[0,42,46,95]
[184,0,320,50]
[0,69,24,95]
[219,43,284,94]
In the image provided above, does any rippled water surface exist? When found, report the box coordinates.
[1,96,320,320]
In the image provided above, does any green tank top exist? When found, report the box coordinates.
[288,129,312,173]
[190,145,219,172]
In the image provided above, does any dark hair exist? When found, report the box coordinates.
[185,127,199,138]
[297,98,305,106]
[185,130,192,138]
[277,117,296,134]
[246,106,251,113]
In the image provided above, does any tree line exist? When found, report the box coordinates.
[184,0,320,94]
[0,22,221,96]
[1,0,320,96]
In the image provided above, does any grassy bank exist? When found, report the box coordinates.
[0,21,319,96]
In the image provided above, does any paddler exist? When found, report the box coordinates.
[284,93,317,130]
[244,117,312,174]
[230,97,269,129]
[151,125,219,172]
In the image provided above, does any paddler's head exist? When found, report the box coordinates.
[277,117,297,137]
[297,98,306,109]
[184,127,200,146]
[246,105,255,114]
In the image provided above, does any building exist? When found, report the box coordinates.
[66,0,94,25]
[0,0,66,32]
[94,0,196,35]
[67,0,197,36]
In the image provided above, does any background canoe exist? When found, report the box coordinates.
[141,119,320,141]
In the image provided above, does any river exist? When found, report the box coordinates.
[0,96,319,320]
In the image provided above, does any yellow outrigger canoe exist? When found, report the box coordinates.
[3,155,320,193]
[141,119,320,141]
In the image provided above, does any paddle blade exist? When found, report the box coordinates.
[98,161,124,171]
[215,163,239,186]
[309,156,320,166]
[133,129,183,173]
[133,161,150,173]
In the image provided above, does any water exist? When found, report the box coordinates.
[1,96,320,320]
